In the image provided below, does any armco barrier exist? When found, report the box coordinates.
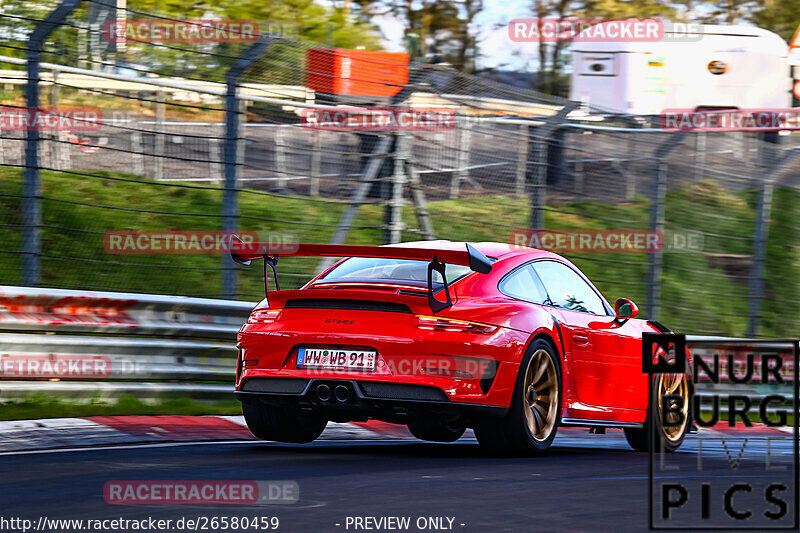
[0,286,256,401]
[0,287,794,404]
[0,285,254,337]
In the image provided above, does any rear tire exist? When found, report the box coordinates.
[242,400,327,444]
[407,415,465,443]
[474,339,562,454]
[625,373,689,452]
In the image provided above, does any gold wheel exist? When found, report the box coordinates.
[656,373,689,443]
[523,349,559,443]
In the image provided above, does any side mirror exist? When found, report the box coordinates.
[615,298,639,320]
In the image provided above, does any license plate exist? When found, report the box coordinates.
[297,348,377,371]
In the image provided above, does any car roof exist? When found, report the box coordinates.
[388,240,561,262]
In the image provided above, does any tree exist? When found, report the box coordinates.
[667,0,799,34]
[0,0,382,77]
[529,0,678,95]
[753,0,800,42]
[672,0,759,25]
[456,0,483,72]
[348,0,483,71]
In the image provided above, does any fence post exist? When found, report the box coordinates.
[573,133,584,195]
[222,34,278,299]
[153,92,165,181]
[528,105,575,230]
[646,132,687,321]
[694,132,706,181]
[236,100,247,184]
[384,133,407,244]
[646,162,667,321]
[450,120,471,199]
[336,133,347,182]
[22,0,84,286]
[747,180,773,338]
[404,153,435,240]
[131,119,144,177]
[310,130,321,196]
[529,130,548,230]
[746,149,796,337]
[208,125,223,185]
[49,68,66,171]
[515,123,528,198]
[274,124,288,191]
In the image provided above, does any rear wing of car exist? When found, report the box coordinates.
[229,239,492,313]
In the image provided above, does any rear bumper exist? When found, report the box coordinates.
[235,377,508,421]
[236,314,532,408]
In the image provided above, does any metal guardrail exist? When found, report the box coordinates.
[0,285,254,338]
[0,58,563,117]
[0,286,256,401]
[0,64,316,105]
[0,288,795,404]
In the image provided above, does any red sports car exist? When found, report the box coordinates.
[231,240,689,454]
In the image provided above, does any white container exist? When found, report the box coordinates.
[569,24,791,115]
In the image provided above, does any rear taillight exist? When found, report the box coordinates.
[247,309,281,324]
[415,315,498,334]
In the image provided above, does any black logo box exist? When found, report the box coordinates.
[644,335,799,531]
[643,332,687,375]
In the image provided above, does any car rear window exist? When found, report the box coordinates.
[315,258,473,285]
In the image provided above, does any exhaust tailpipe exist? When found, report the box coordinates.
[316,383,332,402]
[334,384,351,403]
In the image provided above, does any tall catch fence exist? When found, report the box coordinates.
[1,0,800,338]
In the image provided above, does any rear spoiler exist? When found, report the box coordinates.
[229,239,492,313]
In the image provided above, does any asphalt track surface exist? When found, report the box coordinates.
[2,430,796,533]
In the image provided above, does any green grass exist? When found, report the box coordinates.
[1,167,798,420]
[0,394,242,421]
[1,167,797,335]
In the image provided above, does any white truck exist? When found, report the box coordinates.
[569,23,795,115]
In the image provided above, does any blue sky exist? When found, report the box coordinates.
[376,0,535,71]
[474,0,535,69]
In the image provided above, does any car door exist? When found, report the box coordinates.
[531,260,645,410]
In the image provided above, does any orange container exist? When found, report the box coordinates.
[305,49,409,97]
